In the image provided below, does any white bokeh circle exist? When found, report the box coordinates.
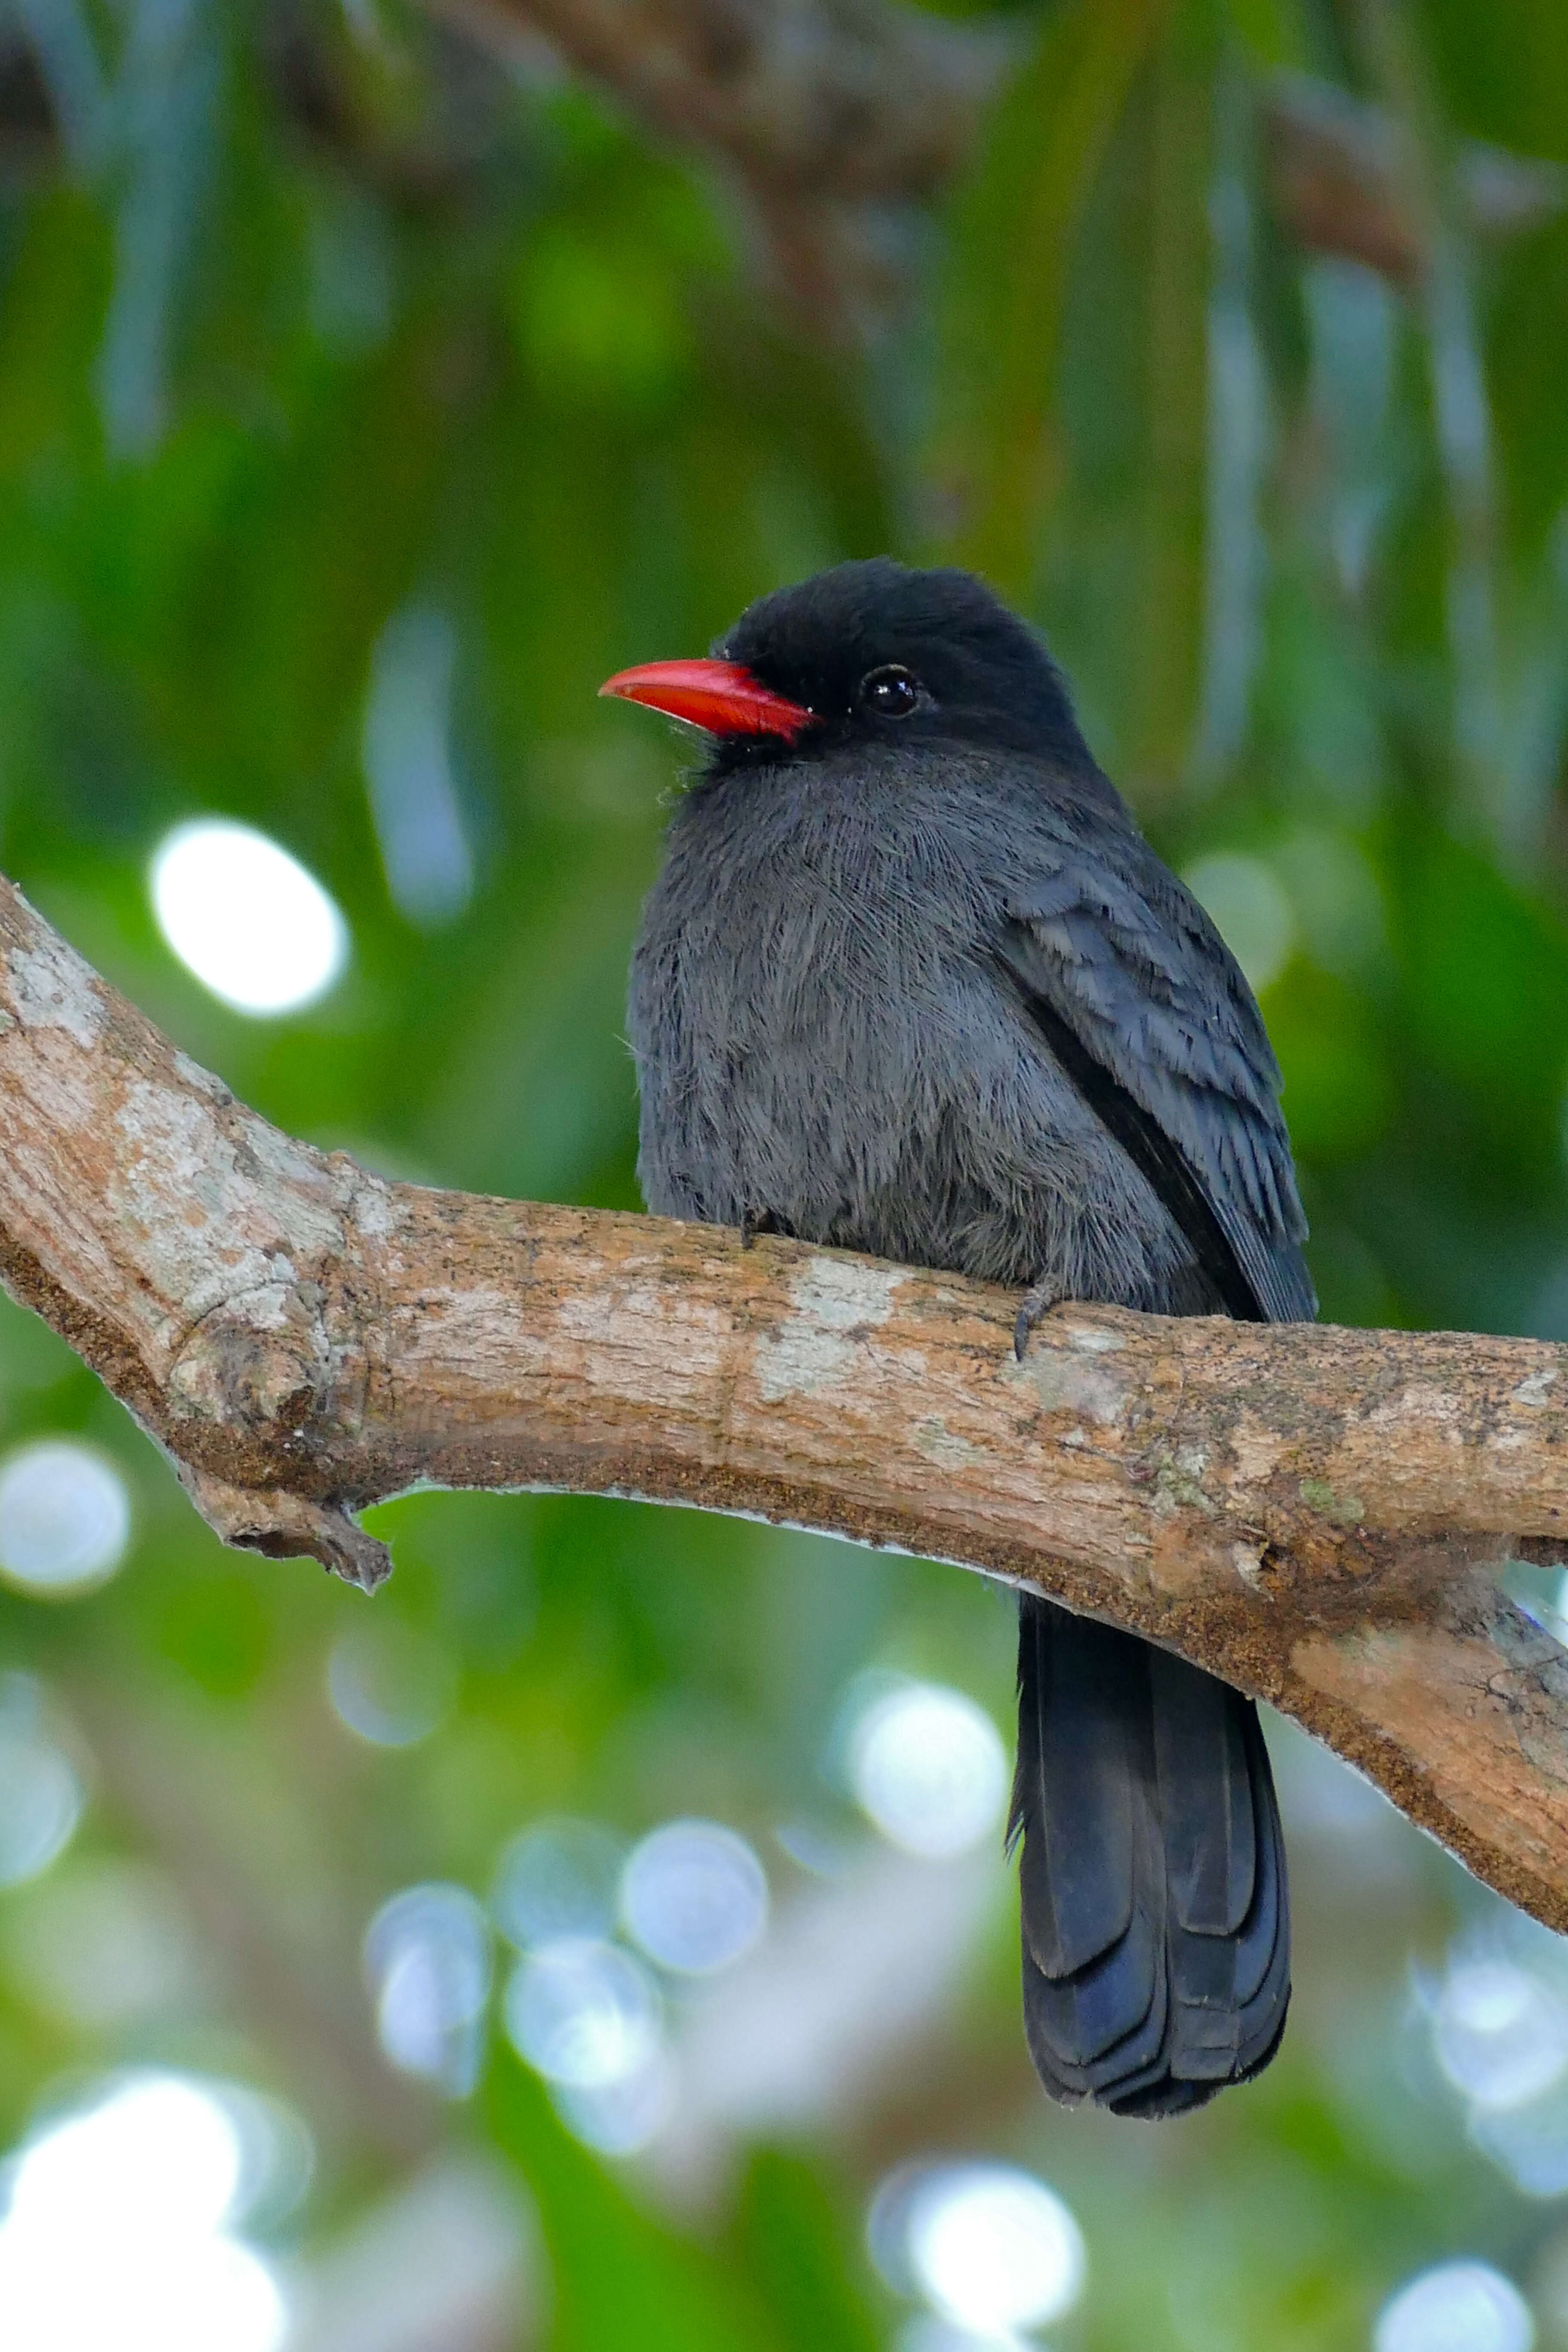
[150,819,347,1017]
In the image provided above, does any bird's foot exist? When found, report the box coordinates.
[1014,1279,1063,1361]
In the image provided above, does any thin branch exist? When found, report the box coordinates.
[438,0,998,202]
[1265,73,1565,288]
[3,874,1568,1933]
[425,0,1002,336]
[412,6,1563,337]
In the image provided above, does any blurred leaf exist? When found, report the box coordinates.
[1416,0,1568,161]
[1217,0,1309,72]
[1133,8,1216,791]
[487,2049,787,2352]
[732,2147,884,2352]
[511,225,693,415]
[1265,963,1394,1161]
[938,0,1165,595]
[1391,826,1568,1152]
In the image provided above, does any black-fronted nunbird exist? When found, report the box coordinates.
[602,559,1312,2117]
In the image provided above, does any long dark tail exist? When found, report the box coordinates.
[1011,1594,1289,2118]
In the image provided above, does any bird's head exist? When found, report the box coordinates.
[599,559,1097,780]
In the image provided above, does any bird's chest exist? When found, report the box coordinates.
[630,788,1028,1240]
[665,823,953,1087]
[628,775,1194,1302]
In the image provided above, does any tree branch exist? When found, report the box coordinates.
[1264,74,1565,288]
[3,873,1568,1929]
[461,0,995,202]
[405,6,1562,337]
[425,0,1002,336]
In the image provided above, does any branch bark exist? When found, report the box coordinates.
[406,4,1562,336]
[457,0,994,203]
[3,873,1568,1929]
[426,0,1002,336]
[1263,74,1565,288]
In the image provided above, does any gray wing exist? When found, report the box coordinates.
[997,831,1316,1326]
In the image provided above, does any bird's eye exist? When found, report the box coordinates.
[858,665,922,719]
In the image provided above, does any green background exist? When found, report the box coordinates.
[2,0,1568,2344]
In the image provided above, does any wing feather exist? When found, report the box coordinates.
[997,833,1315,1326]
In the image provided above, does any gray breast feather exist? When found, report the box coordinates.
[629,751,1315,1326]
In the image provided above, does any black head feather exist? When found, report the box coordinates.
[713,558,1099,776]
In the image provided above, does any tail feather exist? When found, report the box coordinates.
[1012,1599,1135,1977]
[1013,1594,1289,2118]
[1148,1646,1255,1932]
[1023,1905,1161,2073]
[1232,1743,1291,2069]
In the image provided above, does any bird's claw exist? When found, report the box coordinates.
[1014,1280,1060,1361]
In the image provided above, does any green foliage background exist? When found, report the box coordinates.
[3,0,1568,2344]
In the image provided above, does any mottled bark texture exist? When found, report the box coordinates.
[2,874,1568,1927]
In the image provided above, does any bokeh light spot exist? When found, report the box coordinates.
[504,1938,662,2090]
[491,1819,625,1952]
[150,819,348,1017]
[362,605,475,928]
[364,1884,492,2096]
[848,1682,1007,1859]
[551,2048,679,2158]
[328,1622,454,1748]
[0,2073,288,2352]
[1182,851,1297,993]
[620,1819,768,1975]
[1,1860,196,2026]
[1433,1956,1568,2112]
[1374,2261,1533,2352]
[0,1675,83,1888]
[901,2163,1085,2337]
[0,1441,130,1596]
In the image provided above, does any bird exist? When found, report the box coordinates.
[600,558,1313,2118]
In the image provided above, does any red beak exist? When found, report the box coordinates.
[599,658,814,741]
